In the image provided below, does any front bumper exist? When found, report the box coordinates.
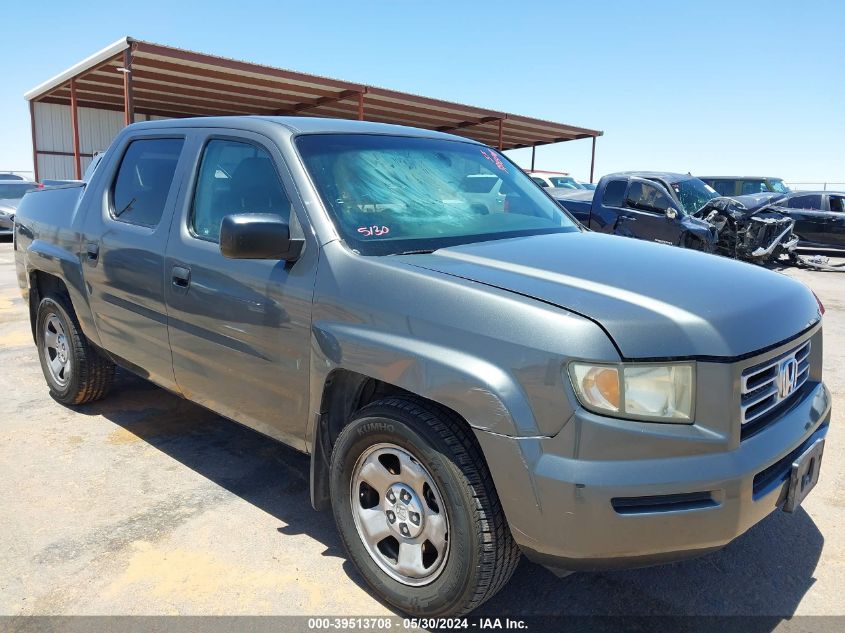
[476,379,831,572]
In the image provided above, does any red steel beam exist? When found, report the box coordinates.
[498,118,504,151]
[69,79,82,179]
[123,48,134,125]
[437,116,500,133]
[275,89,361,116]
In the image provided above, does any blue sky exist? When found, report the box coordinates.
[1,0,843,184]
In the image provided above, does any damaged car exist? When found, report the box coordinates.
[697,193,798,261]
[552,172,797,263]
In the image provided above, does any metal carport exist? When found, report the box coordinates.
[24,37,603,182]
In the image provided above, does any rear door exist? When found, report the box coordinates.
[785,194,827,245]
[822,194,845,247]
[82,132,188,390]
[163,132,317,448]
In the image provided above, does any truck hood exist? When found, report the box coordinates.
[396,232,820,359]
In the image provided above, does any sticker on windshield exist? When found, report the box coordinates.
[480,149,508,173]
[357,225,391,237]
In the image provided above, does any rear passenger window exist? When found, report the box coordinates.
[830,196,844,213]
[787,195,821,210]
[601,180,627,207]
[710,180,735,196]
[741,180,767,195]
[191,139,291,242]
[111,138,184,227]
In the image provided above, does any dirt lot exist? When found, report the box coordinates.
[1,240,843,619]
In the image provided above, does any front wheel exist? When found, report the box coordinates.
[329,396,520,616]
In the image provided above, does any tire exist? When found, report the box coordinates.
[329,396,520,616]
[35,295,115,405]
[684,234,707,252]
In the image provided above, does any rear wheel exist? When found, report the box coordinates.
[329,396,520,616]
[35,295,114,405]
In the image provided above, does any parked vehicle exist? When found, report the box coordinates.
[0,173,25,181]
[14,117,830,616]
[699,176,791,197]
[772,191,845,250]
[0,180,41,237]
[579,181,597,190]
[458,173,507,214]
[554,172,798,262]
[527,169,584,189]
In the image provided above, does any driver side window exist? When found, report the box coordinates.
[626,181,672,213]
[191,139,291,242]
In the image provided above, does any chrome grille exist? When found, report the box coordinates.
[741,341,811,426]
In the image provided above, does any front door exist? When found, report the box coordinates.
[620,178,682,245]
[82,134,187,390]
[164,134,316,448]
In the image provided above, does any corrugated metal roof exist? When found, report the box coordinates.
[25,37,602,151]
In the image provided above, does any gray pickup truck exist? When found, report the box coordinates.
[13,117,831,616]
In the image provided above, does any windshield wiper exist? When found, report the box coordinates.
[390,249,437,256]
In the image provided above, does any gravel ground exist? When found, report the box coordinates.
[0,241,842,621]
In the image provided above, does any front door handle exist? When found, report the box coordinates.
[171,265,191,289]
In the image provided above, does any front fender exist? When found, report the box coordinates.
[311,321,540,438]
[680,217,717,250]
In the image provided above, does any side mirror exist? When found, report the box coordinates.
[665,207,678,220]
[219,213,304,260]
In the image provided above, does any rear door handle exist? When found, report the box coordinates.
[86,242,99,262]
[171,265,191,289]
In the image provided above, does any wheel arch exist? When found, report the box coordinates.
[309,368,498,513]
[25,241,102,347]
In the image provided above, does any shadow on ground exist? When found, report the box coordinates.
[77,370,823,622]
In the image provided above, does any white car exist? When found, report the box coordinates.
[459,174,507,214]
[526,170,584,190]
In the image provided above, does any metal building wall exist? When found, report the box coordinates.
[33,102,167,180]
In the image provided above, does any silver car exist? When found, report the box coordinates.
[0,180,40,236]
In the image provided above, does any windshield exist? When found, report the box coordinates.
[549,176,583,189]
[769,179,790,194]
[296,134,579,256]
[670,178,719,214]
[0,183,37,200]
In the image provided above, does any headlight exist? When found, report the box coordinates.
[568,362,694,422]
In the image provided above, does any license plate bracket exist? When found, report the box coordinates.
[783,439,825,513]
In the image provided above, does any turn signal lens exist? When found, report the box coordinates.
[568,362,695,423]
[569,364,620,413]
[813,291,825,316]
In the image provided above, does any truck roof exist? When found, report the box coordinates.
[698,176,785,180]
[127,115,482,144]
[607,171,697,184]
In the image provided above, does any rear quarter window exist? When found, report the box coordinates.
[601,180,627,207]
